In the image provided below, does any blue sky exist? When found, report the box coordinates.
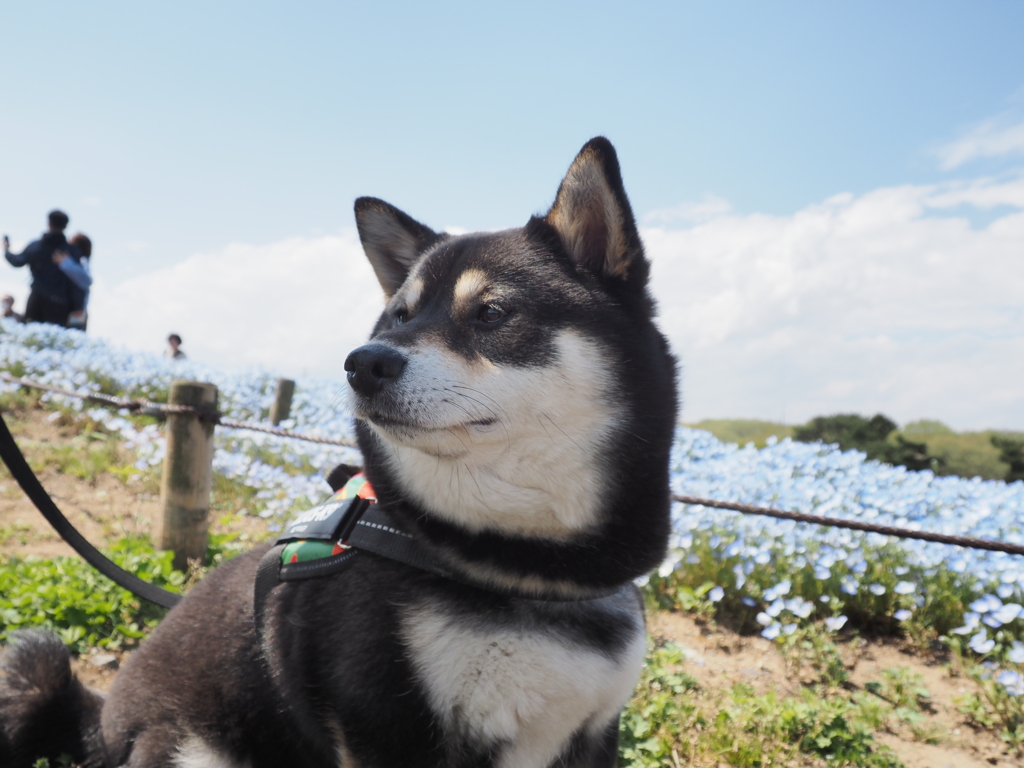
[2,2,1023,428]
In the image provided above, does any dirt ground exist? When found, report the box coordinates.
[650,609,1015,766]
[0,411,160,559]
[2,405,1021,766]
[0,402,272,558]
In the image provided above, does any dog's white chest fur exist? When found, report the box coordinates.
[402,601,646,768]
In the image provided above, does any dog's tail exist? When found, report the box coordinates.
[0,630,106,768]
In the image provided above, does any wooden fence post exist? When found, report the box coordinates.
[159,380,218,571]
[269,378,295,426]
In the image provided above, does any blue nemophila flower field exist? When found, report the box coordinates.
[662,416,1024,697]
[2,320,1024,696]
[0,320,361,524]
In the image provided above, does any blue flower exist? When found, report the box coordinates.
[971,594,1004,614]
[997,670,1024,696]
[733,563,746,590]
[992,603,1022,625]
[786,598,813,619]
[824,615,848,631]
[894,609,912,621]
[951,612,981,635]
[997,670,1021,687]
[1008,642,1024,664]
[869,583,886,596]
[761,623,781,640]
[708,586,725,603]
[893,581,915,595]
[969,629,996,655]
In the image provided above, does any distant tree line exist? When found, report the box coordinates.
[792,413,1023,482]
[990,435,1024,483]
[693,415,1023,482]
[793,413,942,473]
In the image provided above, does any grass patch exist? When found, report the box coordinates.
[620,640,904,767]
[948,635,1024,751]
[688,419,794,448]
[0,520,55,547]
[27,431,128,485]
[0,535,248,654]
[921,430,1017,481]
[0,537,182,653]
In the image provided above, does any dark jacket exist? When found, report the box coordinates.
[5,232,82,306]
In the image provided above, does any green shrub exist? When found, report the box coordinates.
[991,435,1024,483]
[0,538,182,653]
[0,535,248,654]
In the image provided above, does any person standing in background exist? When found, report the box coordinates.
[54,233,93,330]
[1,295,23,322]
[3,210,82,326]
[165,333,186,360]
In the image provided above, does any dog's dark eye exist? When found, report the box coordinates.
[477,304,506,324]
[395,309,408,325]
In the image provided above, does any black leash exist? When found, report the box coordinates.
[0,409,181,609]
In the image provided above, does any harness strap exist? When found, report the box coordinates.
[345,506,457,580]
[253,487,625,645]
[253,544,286,639]
[0,409,181,609]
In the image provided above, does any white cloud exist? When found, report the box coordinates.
[88,232,384,381]
[644,176,1024,430]
[6,175,1023,432]
[643,194,732,226]
[936,117,1024,170]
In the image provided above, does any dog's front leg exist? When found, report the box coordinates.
[555,717,620,768]
[106,723,185,768]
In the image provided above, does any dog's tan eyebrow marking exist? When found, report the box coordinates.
[453,269,488,313]
[399,276,425,311]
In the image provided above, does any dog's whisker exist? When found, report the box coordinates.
[540,412,584,451]
[451,385,510,421]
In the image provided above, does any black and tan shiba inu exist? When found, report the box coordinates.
[0,137,677,768]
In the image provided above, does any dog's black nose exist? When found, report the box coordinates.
[345,344,407,397]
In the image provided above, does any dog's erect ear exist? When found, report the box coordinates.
[545,137,643,281]
[355,197,439,297]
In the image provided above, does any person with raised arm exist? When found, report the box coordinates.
[3,210,83,326]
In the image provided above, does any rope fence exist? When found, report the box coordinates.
[2,370,1022,558]
[672,495,1024,557]
[0,372,355,448]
